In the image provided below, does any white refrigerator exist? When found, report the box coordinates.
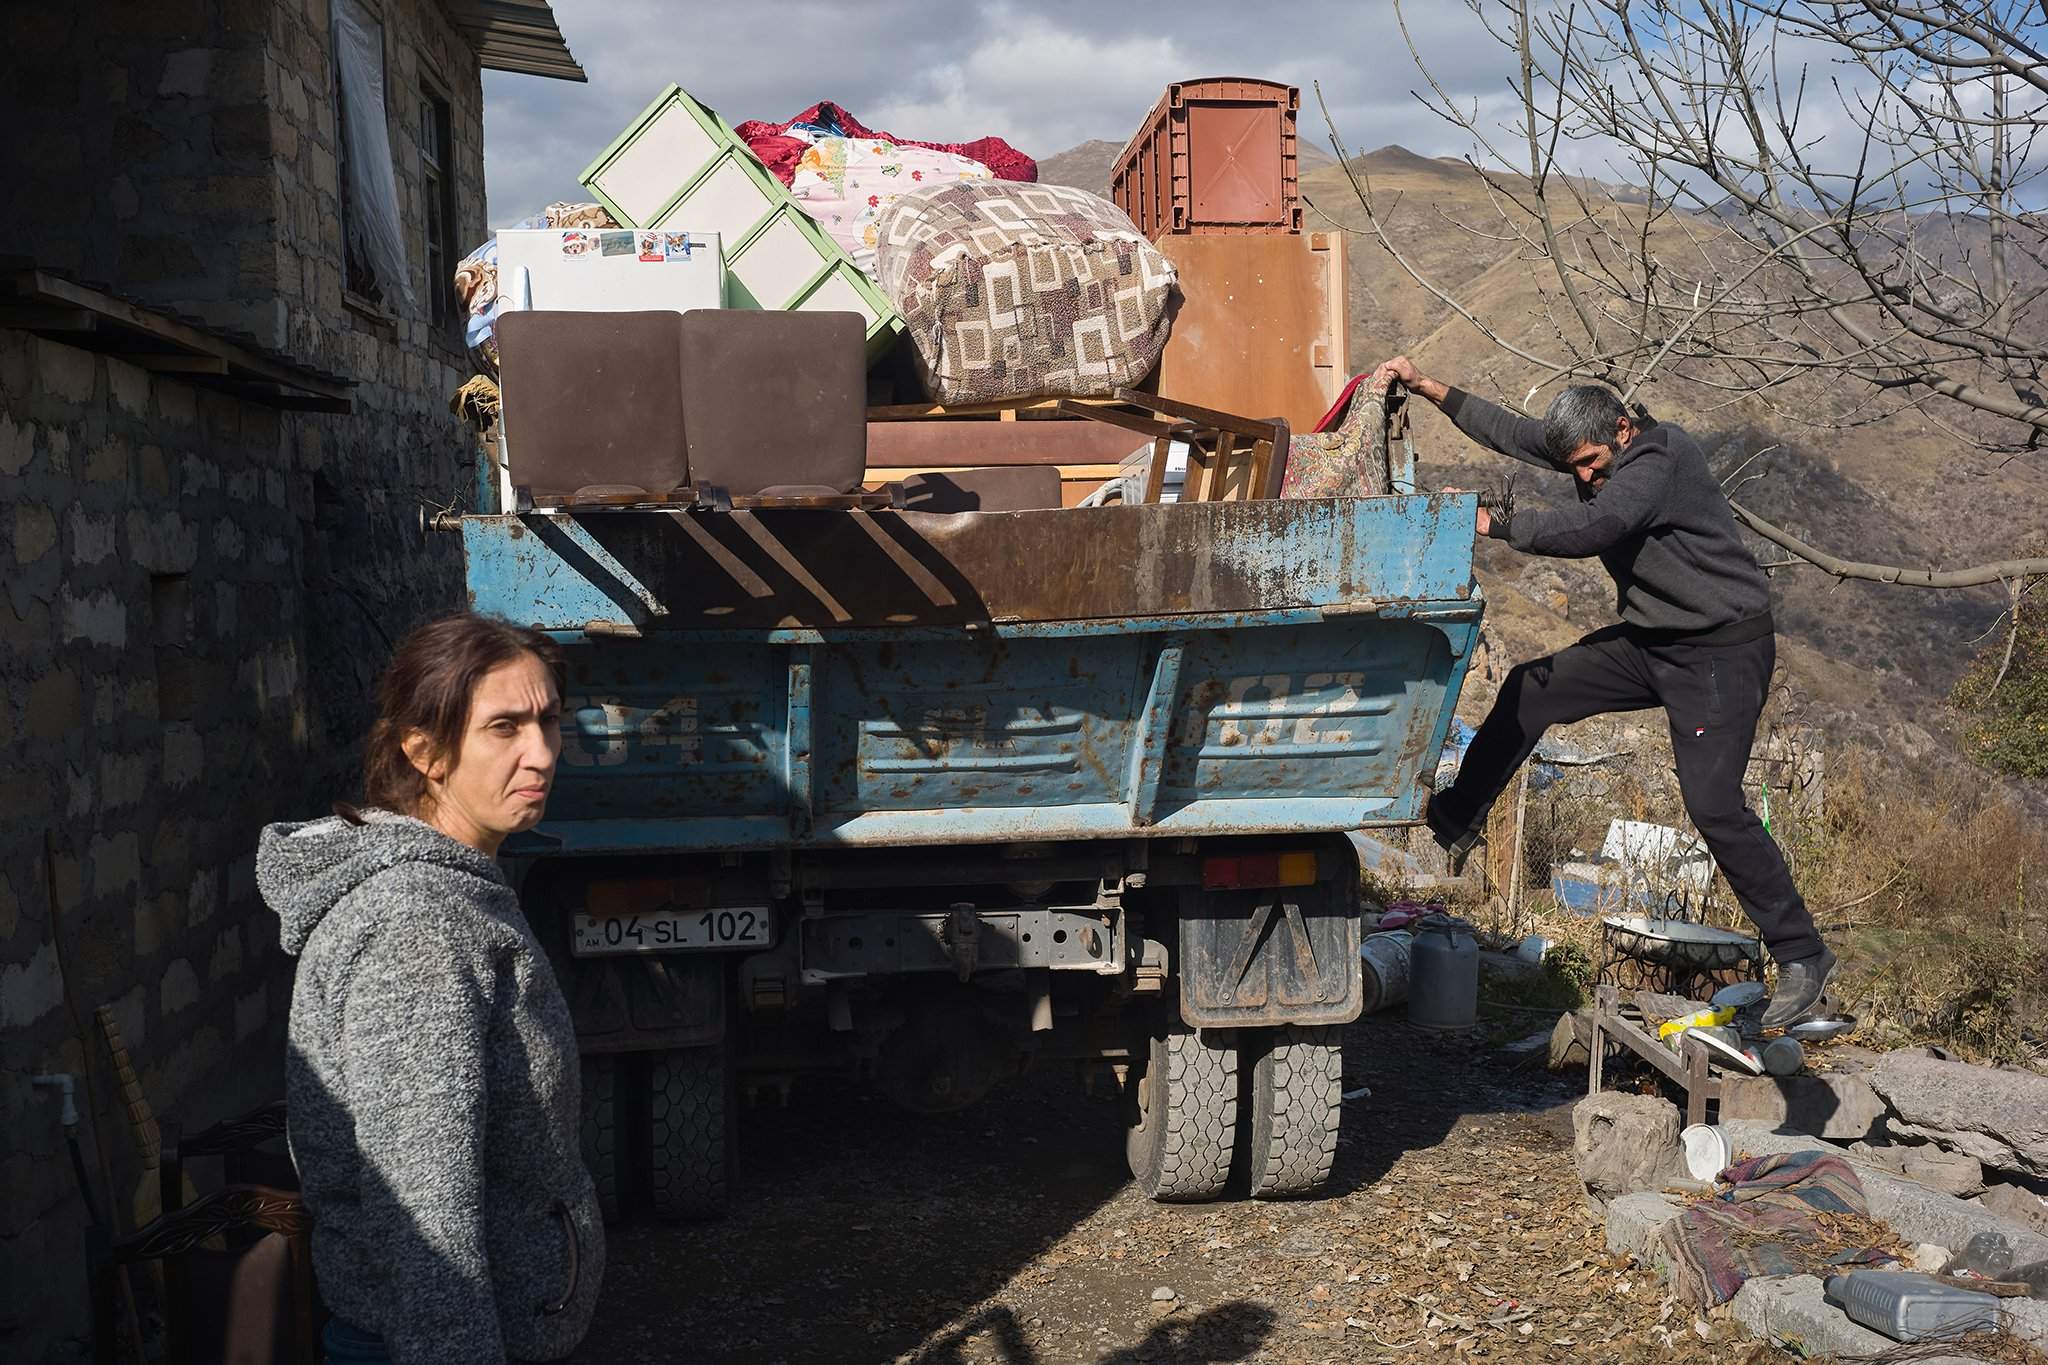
[495,227,724,313]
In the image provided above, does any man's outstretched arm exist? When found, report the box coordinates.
[1490,448,1672,557]
[1371,357,1560,472]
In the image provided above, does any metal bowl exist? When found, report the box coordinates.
[1602,914,1763,971]
[1786,1014,1858,1042]
[1712,981,1767,1009]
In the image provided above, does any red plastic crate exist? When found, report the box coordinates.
[1111,77,1302,238]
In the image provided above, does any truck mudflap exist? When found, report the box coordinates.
[563,953,726,1053]
[1176,880,1362,1028]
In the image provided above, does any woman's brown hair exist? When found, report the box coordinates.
[356,612,564,819]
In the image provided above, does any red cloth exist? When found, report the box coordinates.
[1313,374,1370,433]
[733,101,1037,187]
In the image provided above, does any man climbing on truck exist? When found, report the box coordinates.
[1372,356,1835,1029]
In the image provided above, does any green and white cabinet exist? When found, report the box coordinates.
[581,85,903,360]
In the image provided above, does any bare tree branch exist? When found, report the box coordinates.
[1721,442,1783,490]
[1729,502,2048,585]
[1345,0,2048,445]
[1988,575,2026,692]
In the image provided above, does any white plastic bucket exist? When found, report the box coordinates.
[1681,1123,1731,1181]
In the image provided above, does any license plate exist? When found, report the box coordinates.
[571,906,773,956]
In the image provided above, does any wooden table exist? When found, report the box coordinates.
[1588,983,1722,1128]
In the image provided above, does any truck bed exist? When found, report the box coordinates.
[462,495,1482,855]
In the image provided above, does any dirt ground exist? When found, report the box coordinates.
[570,1015,1773,1365]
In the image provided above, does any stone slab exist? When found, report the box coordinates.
[1870,1052,2048,1182]
[1605,1191,1684,1258]
[1730,1276,1991,1364]
[1718,1071,1887,1141]
[1730,1276,1894,1358]
[1849,1140,1987,1199]
[2006,1298,2048,1352]
[1547,1007,1592,1071]
[1978,1182,2048,1236]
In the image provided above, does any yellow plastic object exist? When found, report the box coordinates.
[1657,1005,1736,1040]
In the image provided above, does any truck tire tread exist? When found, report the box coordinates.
[1127,1027,1238,1203]
[1248,1024,1343,1199]
[647,1045,727,1221]
[580,1052,621,1223]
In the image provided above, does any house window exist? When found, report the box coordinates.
[420,88,457,330]
[332,0,413,308]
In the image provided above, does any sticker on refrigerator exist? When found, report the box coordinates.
[559,231,597,259]
[637,232,664,262]
[663,232,695,260]
[599,230,635,257]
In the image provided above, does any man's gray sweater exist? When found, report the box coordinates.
[1443,388,1772,641]
[259,812,603,1365]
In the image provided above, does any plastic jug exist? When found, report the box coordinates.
[1824,1271,2000,1342]
[1407,915,1478,1032]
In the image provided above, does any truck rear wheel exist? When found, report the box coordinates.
[1125,1026,1239,1202]
[1246,1024,1345,1198]
[646,1043,729,1221]
[579,1052,622,1223]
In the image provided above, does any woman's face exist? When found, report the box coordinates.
[410,652,562,855]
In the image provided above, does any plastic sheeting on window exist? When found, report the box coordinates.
[333,0,414,303]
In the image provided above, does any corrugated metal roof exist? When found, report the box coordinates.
[441,0,585,82]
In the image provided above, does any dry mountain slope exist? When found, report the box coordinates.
[1041,138,2043,798]
[1296,150,2038,772]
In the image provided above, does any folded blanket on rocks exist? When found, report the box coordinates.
[1651,1150,1900,1306]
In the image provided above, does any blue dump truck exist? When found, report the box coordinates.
[443,448,1481,1217]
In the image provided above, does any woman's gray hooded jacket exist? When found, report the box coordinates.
[258,811,603,1364]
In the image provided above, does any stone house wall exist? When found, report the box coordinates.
[0,0,501,1357]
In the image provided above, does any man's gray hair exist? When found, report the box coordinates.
[1543,385,1631,462]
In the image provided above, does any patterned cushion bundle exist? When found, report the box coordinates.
[873,182,1176,405]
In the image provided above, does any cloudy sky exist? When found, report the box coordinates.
[479,1,1523,222]
[480,1,2046,224]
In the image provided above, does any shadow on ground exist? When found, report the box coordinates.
[909,1301,1277,1365]
[571,1070,1133,1365]
[1323,1015,1564,1199]
[570,1017,1576,1365]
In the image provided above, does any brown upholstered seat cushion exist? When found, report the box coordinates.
[497,310,689,499]
[679,311,868,495]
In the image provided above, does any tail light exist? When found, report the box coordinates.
[1202,851,1317,891]
[584,875,706,916]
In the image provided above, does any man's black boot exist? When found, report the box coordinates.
[1424,794,1485,878]
[1760,946,1837,1030]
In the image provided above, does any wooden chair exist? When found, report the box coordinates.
[95,1101,318,1365]
[162,1100,293,1217]
[1057,390,1291,503]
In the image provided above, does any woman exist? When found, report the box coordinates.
[258,612,603,1365]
